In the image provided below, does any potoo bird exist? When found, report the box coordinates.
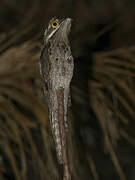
[39,18,74,164]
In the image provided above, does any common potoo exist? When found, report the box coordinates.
[40,18,74,164]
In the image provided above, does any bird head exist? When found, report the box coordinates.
[44,18,72,44]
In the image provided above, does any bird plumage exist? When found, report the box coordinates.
[40,18,74,164]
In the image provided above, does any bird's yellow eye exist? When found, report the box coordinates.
[51,20,59,29]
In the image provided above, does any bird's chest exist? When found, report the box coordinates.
[49,58,71,89]
[47,43,73,89]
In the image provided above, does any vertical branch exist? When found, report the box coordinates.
[57,88,71,180]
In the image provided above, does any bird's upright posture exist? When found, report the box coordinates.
[40,18,74,179]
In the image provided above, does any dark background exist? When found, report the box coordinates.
[0,0,135,180]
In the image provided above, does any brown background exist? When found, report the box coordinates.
[0,0,135,180]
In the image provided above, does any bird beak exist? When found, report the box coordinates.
[60,18,72,34]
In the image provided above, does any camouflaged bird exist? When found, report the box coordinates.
[40,18,74,164]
